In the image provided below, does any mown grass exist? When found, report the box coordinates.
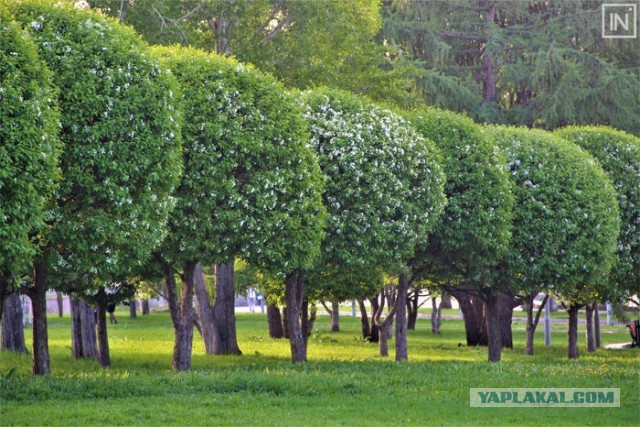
[1,311,638,426]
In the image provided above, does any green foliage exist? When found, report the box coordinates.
[406,108,513,286]
[302,88,447,280]
[555,126,640,300]
[6,0,183,278]
[488,126,620,303]
[0,6,60,277]
[154,46,325,273]
[383,1,640,133]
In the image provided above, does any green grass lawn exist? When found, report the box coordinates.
[1,311,638,426]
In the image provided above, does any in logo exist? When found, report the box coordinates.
[602,3,637,38]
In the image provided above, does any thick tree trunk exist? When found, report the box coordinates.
[395,274,409,361]
[129,298,137,319]
[70,297,98,359]
[594,303,601,348]
[358,299,371,340]
[431,297,442,334]
[567,305,580,359]
[285,269,307,363]
[585,303,595,353]
[451,289,487,346]
[282,307,290,339]
[96,289,110,367]
[31,256,50,375]
[497,294,515,349]
[267,304,284,339]
[330,301,340,332]
[485,294,501,362]
[482,3,497,103]
[0,273,10,324]
[406,290,419,331]
[440,293,452,309]
[141,299,150,315]
[2,293,28,353]
[212,261,242,355]
[193,264,216,354]
[56,291,64,317]
[379,325,389,357]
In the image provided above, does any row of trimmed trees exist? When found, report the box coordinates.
[1,1,638,374]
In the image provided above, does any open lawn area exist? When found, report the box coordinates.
[1,312,638,426]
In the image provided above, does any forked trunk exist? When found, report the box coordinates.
[31,256,50,375]
[567,305,580,359]
[1,293,28,353]
[395,274,409,361]
[485,293,501,362]
[285,269,306,363]
[212,261,241,355]
[193,264,216,354]
[585,303,595,353]
[267,304,284,338]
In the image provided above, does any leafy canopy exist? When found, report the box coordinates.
[0,6,60,277]
[555,126,640,300]
[154,46,325,274]
[7,0,183,278]
[489,126,620,303]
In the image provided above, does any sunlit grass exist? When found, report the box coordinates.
[1,311,638,426]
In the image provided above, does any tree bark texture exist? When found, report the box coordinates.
[56,291,64,317]
[524,293,548,356]
[129,298,137,319]
[440,293,452,309]
[330,301,340,332]
[594,303,601,348]
[282,307,290,339]
[70,297,98,359]
[395,274,409,361]
[31,256,50,375]
[567,305,580,359]
[212,262,242,355]
[485,294,502,362]
[358,299,371,340]
[368,296,380,343]
[163,258,196,370]
[193,264,216,354]
[451,289,487,346]
[373,288,399,358]
[406,290,419,331]
[96,291,110,367]
[1,293,28,353]
[285,269,307,363]
[497,294,515,349]
[585,303,595,353]
[267,304,284,339]
[482,3,497,102]
[141,299,150,315]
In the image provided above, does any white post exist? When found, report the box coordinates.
[352,300,357,317]
[544,298,551,347]
[606,301,613,326]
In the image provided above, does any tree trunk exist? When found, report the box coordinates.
[431,297,442,334]
[212,261,242,355]
[524,294,535,356]
[141,299,150,315]
[267,304,284,338]
[56,291,64,317]
[358,299,371,340]
[2,293,28,353]
[451,289,487,346]
[31,256,50,375]
[129,298,137,319]
[585,303,595,353]
[482,3,497,103]
[594,303,601,348]
[567,305,580,359]
[70,297,98,359]
[379,324,389,357]
[368,296,380,343]
[193,264,216,354]
[330,301,340,332]
[96,288,110,367]
[497,294,515,349]
[407,290,418,330]
[485,293,501,362]
[282,307,290,339]
[285,269,307,363]
[440,293,452,309]
[395,274,409,361]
